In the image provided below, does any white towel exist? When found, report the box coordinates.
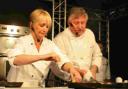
[83,70,93,82]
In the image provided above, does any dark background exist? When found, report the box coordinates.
[0,0,128,81]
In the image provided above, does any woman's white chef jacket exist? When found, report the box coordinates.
[7,34,70,86]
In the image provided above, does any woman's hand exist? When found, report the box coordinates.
[69,68,82,83]
[75,67,87,77]
[43,52,60,62]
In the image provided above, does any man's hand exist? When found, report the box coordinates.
[90,65,98,80]
[90,69,96,80]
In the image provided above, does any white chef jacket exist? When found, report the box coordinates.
[7,34,70,87]
[54,28,102,72]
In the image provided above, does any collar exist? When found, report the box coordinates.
[65,27,86,40]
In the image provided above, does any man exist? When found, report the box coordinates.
[54,6,102,82]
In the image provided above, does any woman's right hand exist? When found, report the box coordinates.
[43,52,60,62]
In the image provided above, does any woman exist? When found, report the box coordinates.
[7,8,82,87]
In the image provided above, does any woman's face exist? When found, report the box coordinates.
[69,15,87,37]
[31,15,50,41]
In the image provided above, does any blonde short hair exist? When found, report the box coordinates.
[68,7,88,24]
[30,8,52,28]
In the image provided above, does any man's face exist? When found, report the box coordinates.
[69,15,87,37]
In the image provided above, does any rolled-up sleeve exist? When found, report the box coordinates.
[7,38,24,68]
[52,43,71,69]
[49,43,71,80]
